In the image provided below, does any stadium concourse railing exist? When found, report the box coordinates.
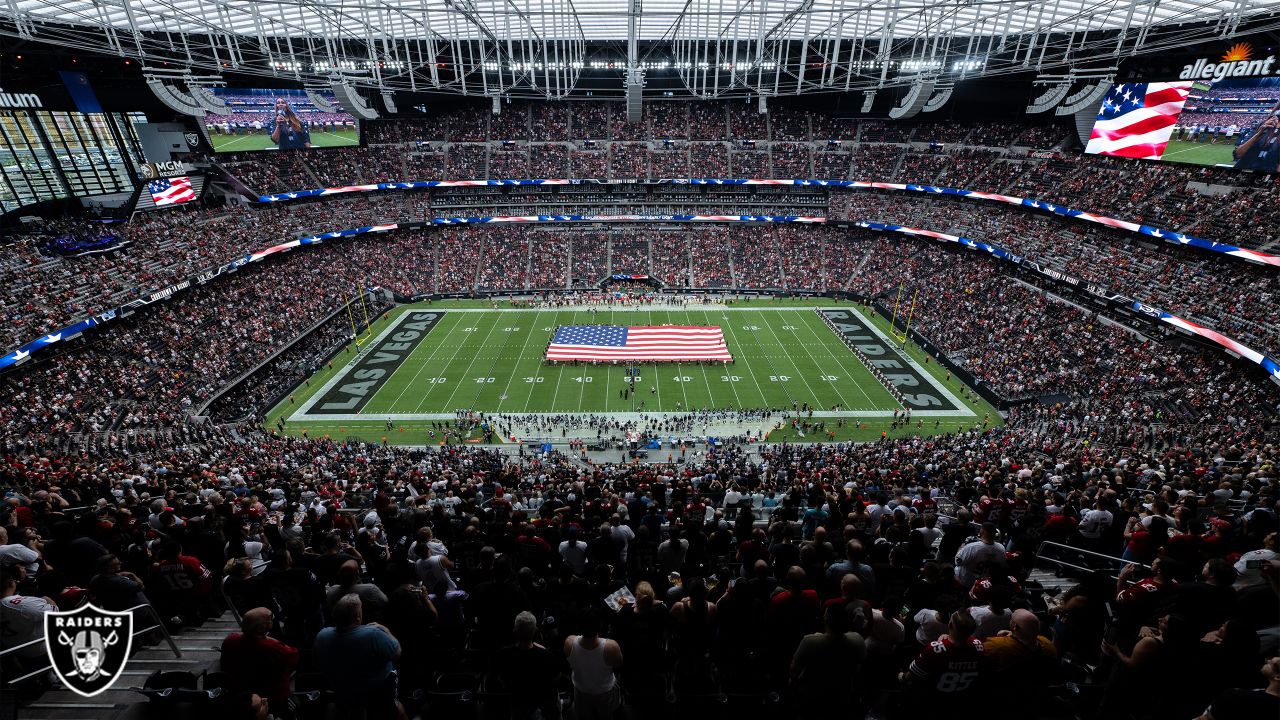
[0,602,181,688]
[2,210,1278,396]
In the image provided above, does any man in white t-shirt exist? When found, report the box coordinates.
[723,484,744,508]
[0,566,57,665]
[954,523,1007,587]
[1076,497,1114,552]
[0,528,40,573]
[414,554,457,592]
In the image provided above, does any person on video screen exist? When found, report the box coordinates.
[269,98,311,150]
[1232,104,1280,173]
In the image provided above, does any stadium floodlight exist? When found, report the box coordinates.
[1026,80,1071,114]
[330,80,379,120]
[305,88,336,112]
[145,77,204,117]
[187,85,231,115]
[861,90,877,114]
[382,91,398,114]
[888,79,935,120]
[921,85,953,113]
[1056,77,1113,116]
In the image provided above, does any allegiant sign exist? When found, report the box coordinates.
[1178,43,1277,80]
[1179,56,1277,81]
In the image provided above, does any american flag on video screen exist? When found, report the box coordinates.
[147,176,196,206]
[546,325,732,362]
[1084,82,1194,160]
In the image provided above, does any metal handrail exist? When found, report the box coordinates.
[1034,540,1149,581]
[1,603,182,687]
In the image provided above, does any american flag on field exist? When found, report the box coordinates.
[546,325,732,362]
[146,176,196,206]
[1084,82,1194,160]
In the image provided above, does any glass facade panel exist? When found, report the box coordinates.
[0,112,67,214]
[0,110,137,214]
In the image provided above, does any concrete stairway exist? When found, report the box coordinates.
[15,612,237,720]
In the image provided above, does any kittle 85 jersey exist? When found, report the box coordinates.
[908,636,985,693]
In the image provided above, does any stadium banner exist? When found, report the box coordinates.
[0,223,399,371]
[856,220,1280,385]
[855,221,1022,263]
[257,179,578,203]
[429,214,826,225]
[251,178,1279,268]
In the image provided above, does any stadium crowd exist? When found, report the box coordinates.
[1,187,1279,720]
[0,358,1276,720]
[829,191,1280,356]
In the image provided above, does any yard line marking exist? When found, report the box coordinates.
[761,310,849,409]
[416,313,500,412]
[370,312,466,413]
[522,311,565,412]
[464,309,531,411]
[546,311,579,412]
[409,312,488,409]
[685,307,729,410]
[795,312,877,409]
[437,313,501,409]
[757,311,826,409]
[652,309,691,412]
[495,308,547,413]
[710,309,772,408]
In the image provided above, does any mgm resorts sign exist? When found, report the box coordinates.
[138,160,194,180]
[1178,42,1278,80]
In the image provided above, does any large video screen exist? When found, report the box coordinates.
[203,88,359,152]
[1085,78,1280,172]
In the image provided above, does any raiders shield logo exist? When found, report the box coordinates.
[45,604,133,697]
[184,132,200,148]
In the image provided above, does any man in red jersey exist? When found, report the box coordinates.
[912,484,938,515]
[974,487,1009,529]
[150,538,213,625]
[1115,557,1180,632]
[901,609,986,717]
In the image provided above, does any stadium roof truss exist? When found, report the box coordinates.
[3,1,1279,98]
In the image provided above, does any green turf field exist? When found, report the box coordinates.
[1160,138,1237,167]
[269,300,994,444]
[210,129,360,153]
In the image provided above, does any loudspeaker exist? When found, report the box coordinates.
[146,79,204,117]
[888,80,935,119]
[1056,79,1111,116]
[1026,82,1070,114]
[921,86,953,113]
[330,81,379,120]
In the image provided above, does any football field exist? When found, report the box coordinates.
[272,301,989,443]
[210,129,360,152]
[1160,138,1236,167]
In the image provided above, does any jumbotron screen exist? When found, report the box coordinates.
[1084,77,1280,172]
[203,88,360,152]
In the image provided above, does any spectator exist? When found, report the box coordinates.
[790,602,867,718]
[493,611,560,720]
[219,607,299,717]
[312,593,405,720]
[564,610,622,720]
